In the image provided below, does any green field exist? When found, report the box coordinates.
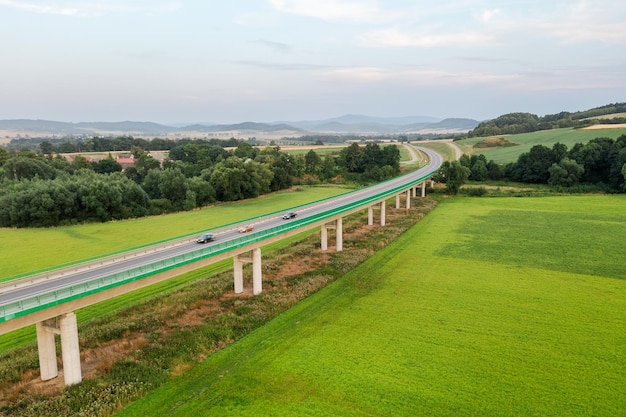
[117,195,626,416]
[457,127,626,163]
[0,185,349,280]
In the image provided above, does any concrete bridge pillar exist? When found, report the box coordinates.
[36,312,82,386]
[36,319,58,381]
[60,312,81,385]
[252,248,262,295]
[395,194,401,209]
[380,201,386,226]
[413,186,417,198]
[406,189,411,210]
[233,255,244,294]
[421,181,426,197]
[321,218,343,251]
[234,249,263,295]
[430,179,434,188]
[336,217,343,252]
[368,206,373,226]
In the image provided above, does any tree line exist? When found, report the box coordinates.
[468,103,626,137]
[436,135,626,194]
[0,140,400,228]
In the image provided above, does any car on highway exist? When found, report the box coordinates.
[281,212,297,220]
[238,225,254,233]
[195,233,215,243]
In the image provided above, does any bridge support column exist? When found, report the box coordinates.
[60,312,81,385]
[421,181,426,197]
[336,217,343,252]
[368,206,373,226]
[252,248,262,295]
[234,249,263,295]
[430,179,434,188]
[36,313,82,386]
[413,186,417,198]
[233,255,244,294]
[406,189,411,209]
[395,194,401,209]
[36,320,58,381]
[321,218,342,251]
[380,201,386,226]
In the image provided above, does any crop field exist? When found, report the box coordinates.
[0,185,349,280]
[117,195,626,416]
[456,127,626,163]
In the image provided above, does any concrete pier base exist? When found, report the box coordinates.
[320,218,343,252]
[36,312,82,386]
[234,248,263,294]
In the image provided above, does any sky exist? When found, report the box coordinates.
[1,0,625,124]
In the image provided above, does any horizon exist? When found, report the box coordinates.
[1,1,625,124]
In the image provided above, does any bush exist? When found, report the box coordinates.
[462,186,488,197]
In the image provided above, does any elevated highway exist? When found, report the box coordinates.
[0,146,443,385]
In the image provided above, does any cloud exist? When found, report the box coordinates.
[320,67,391,82]
[539,4,626,44]
[0,0,181,17]
[251,39,293,53]
[358,28,494,48]
[233,60,331,71]
[267,0,394,23]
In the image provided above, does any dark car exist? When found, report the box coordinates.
[196,233,215,243]
[282,212,297,220]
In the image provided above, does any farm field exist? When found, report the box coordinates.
[457,127,626,163]
[0,185,349,280]
[117,195,626,416]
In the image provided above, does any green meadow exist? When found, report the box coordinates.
[117,195,626,416]
[456,127,626,163]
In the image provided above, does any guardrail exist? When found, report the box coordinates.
[0,163,436,323]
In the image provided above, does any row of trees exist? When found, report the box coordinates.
[0,141,401,227]
[437,135,626,194]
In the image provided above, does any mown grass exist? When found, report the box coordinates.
[0,185,349,280]
[456,127,626,163]
[417,141,458,161]
[116,195,626,417]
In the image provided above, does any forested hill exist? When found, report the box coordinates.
[468,103,626,137]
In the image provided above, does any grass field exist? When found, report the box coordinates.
[117,195,626,416]
[0,185,349,280]
[456,127,626,163]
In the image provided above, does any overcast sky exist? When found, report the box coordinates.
[1,0,624,124]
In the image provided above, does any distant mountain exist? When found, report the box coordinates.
[0,115,478,138]
[281,115,477,134]
[179,122,306,133]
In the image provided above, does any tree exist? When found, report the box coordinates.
[486,160,505,180]
[548,158,584,187]
[305,150,321,175]
[340,143,363,172]
[470,159,488,181]
[93,155,122,174]
[437,161,470,195]
[159,168,193,211]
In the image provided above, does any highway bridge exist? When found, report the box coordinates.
[0,146,443,386]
